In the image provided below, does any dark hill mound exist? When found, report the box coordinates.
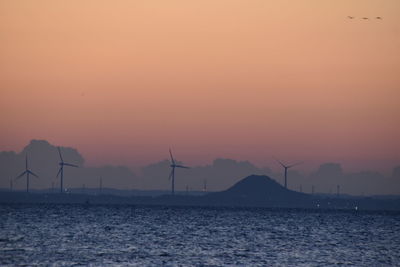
[204,175,312,207]
[224,175,287,196]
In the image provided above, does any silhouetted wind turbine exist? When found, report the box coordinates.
[99,177,103,194]
[15,155,39,193]
[168,149,190,195]
[203,179,207,192]
[56,147,78,193]
[273,157,302,189]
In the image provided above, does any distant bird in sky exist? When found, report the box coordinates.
[347,16,383,21]
[56,147,79,193]
[15,155,39,193]
[168,149,190,195]
[273,157,302,189]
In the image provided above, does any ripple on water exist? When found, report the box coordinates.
[0,204,399,266]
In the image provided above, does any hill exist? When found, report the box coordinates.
[1,175,400,210]
[204,175,311,207]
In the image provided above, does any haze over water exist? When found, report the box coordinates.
[1,1,399,266]
[1,204,399,266]
[1,0,400,173]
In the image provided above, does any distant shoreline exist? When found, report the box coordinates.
[2,175,400,211]
[1,191,400,211]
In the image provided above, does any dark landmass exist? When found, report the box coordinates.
[0,187,206,197]
[1,175,399,211]
[3,139,400,195]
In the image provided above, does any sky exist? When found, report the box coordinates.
[1,0,399,174]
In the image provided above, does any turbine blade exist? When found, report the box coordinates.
[25,155,28,170]
[169,149,175,165]
[56,167,62,177]
[288,162,303,168]
[58,147,64,162]
[16,171,27,179]
[273,157,286,168]
[176,165,190,169]
[63,163,78,168]
[28,170,39,178]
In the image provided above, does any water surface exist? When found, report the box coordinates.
[1,204,399,266]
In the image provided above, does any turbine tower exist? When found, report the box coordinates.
[15,155,39,193]
[56,147,78,193]
[168,149,190,195]
[274,157,302,189]
[99,177,103,194]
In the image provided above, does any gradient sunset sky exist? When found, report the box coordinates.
[1,0,399,173]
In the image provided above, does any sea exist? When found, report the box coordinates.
[1,204,399,266]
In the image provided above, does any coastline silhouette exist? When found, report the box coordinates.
[0,139,399,210]
[1,174,399,211]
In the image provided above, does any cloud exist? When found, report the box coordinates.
[305,163,399,195]
[0,140,272,192]
[393,166,400,179]
[0,140,136,190]
[137,158,269,191]
[1,140,398,195]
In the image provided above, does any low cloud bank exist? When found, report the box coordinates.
[0,140,399,195]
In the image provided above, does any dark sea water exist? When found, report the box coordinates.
[1,204,399,266]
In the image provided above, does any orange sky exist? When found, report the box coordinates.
[1,0,399,173]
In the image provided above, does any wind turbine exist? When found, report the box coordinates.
[99,177,103,194]
[56,147,78,193]
[203,179,207,192]
[168,149,190,195]
[15,155,39,193]
[273,157,302,189]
